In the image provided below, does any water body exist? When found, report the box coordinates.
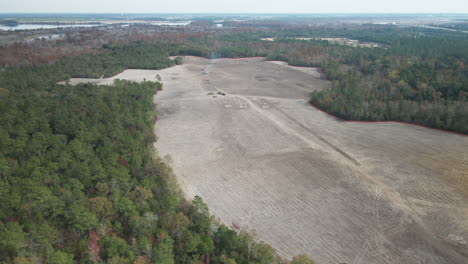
[150,21,192,26]
[0,21,192,31]
[0,24,102,31]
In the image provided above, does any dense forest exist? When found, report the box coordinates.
[0,43,314,264]
[297,28,468,134]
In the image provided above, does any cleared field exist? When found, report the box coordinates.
[260,37,385,48]
[69,57,468,264]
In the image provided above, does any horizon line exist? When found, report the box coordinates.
[1,12,468,15]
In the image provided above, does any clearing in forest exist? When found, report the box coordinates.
[69,56,468,264]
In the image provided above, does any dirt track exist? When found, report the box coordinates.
[69,57,468,264]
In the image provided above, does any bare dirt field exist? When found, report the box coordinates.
[260,37,385,48]
[69,56,468,264]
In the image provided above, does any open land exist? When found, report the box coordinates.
[260,37,385,48]
[68,57,468,264]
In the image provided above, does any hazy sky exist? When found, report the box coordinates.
[1,0,468,13]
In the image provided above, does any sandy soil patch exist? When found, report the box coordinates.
[63,69,161,85]
[71,56,468,264]
[261,37,385,48]
[266,61,323,78]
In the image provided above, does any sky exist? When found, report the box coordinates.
[1,0,468,14]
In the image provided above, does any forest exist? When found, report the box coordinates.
[0,43,314,264]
